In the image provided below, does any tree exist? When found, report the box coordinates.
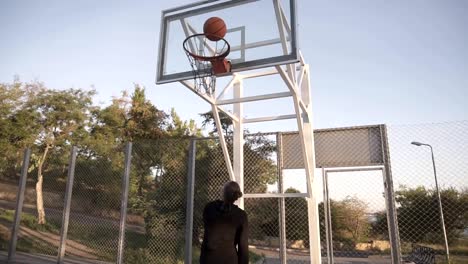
[199,109,277,193]
[141,109,280,260]
[284,188,308,242]
[193,110,280,245]
[247,188,307,244]
[127,85,167,141]
[167,108,201,137]
[370,210,389,240]
[127,86,167,197]
[142,137,191,261]
[319,197,371,249]
[334,196,371,243]
[87,86,169,205]
[0,80,37,178]
[26,84,96,224]
[200,110,233,136]
[126,106,200,261]
[395,186,468,244]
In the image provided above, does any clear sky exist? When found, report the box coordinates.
[1,0,467,132]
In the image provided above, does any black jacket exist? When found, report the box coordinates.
[200,200,249,264]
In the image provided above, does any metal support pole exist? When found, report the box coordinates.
[299,65,322,264]
[380,125,402,264]
[233,80,244,209]
[57,146,78,264]
[117,142,132,264]
[429,146,450,263]
[184,140,196,264]
[8,148,31,262]
[277,133,287,264]
[322,169,334,264]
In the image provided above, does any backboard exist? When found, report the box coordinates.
[156,0,298,84]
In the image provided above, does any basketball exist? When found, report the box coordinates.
[203,17,227,41]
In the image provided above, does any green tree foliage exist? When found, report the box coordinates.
[167,108,201,137]
[284,188,308,242]
[28,84,96,224]
[369,210,389,240]
[0,80,37,178]
[2,81,98,224]
[319,197,371,249]
[126,105,200,261]
[245,188,309,243]
[251,191,371,247]
[0,81,177,225]
[127,86,168,198]
[82,86,170,212]
[142,138,190,261]
[127,85,167,140]
[140,110,280,260]
[333,196,371,244]
[200,110,232,136]
[394,186,468,244]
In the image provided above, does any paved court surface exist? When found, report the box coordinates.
[1,249,393,264]
[0,251,111,264]
[250,247,392,264]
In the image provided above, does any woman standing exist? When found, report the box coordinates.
[200,181,249,264]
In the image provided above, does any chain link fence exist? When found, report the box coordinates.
[191,137,231,263]
[65,145,125,262]
[23,147,67,258]
[0,147,24,254]
[243,133,284,263]
[388,121,468,264]
[1,121,467,264]
[126,138,191,264]
[323,169,392,263]
[0,147,69,259]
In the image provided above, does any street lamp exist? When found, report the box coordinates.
[411,141,450,263]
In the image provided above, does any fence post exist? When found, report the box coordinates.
[184,139,196,264]
[117,142,132,264]
[277,133,287,264]
[57,146,78,264]
[7,148,31,262]
[322,168,334,264]
[380,125,402,264]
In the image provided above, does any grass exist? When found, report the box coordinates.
[250,250,265,263]
[65,222,119,261]
[123,234,264,264]
[399,240,468,264]
[0,208,60,233]
[0,209,58,255]
[435,255,468,264]
[16,236,58,256]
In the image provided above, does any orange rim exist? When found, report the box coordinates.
[183,33,230,62]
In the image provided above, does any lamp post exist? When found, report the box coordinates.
[411,141,450,263]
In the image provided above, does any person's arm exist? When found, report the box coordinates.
[203,203,209,225]
[237,212,249,264]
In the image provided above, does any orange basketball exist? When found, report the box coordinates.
[203,17,227,41]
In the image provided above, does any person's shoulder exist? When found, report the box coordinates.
[205,200,222,210]
[234,205,248,218]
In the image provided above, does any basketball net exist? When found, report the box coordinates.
[183,34,230,95]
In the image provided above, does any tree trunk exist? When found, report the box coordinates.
[36,145,50,225]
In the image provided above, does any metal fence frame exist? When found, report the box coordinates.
[322,166,396,264]
[5,144,133,264]
[7,148,31,262]
[3,121,467,263]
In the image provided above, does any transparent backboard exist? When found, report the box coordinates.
[156,0,298,84]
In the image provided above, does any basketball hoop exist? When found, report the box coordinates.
[183,33,231,95]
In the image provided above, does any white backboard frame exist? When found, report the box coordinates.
[156,0,299,84]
